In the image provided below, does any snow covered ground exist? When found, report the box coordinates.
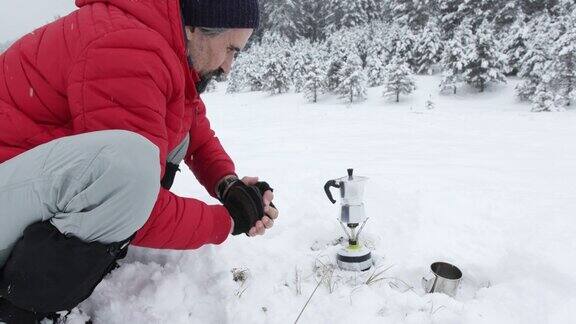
[72,76,576,324]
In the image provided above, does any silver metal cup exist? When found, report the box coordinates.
[421,262,462,297]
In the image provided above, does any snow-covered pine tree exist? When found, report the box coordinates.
[503,17,529,76]
[263,49,291,95]
[547,11,576,106]
[531,11,566,42]
[355,26,374,68]
[226,52,251,93]
[439,20,472,94]
[516,50,550,101]
[438,0,465,39]
[439,72,458,95]
[383,57,416,102]
[339,0,369,28]
[399,30,417,72]
[326,26,371,68]
[228,39,272,93]
[365,51,388,87]
[412,18,443,75]
[439,48,464,94]
[325,45,351,92]
[515,16,555,101]
[292,57,306,94]
[325,59,344,93]
[291,39,314,93]
[226,71,242,93]
[364,0,389,22]
[462,20,507,92]
[241,33,291,92]
[493,0,520,31]
[387,24,417,71]
[264,0,298,41]
[302,52,325,103]
[228,44,271,93]
[325,0,369,32]
[325,0,387,33]
[391,0,432,30]
[364,23,390,86]
[552,0,576,16]
[531,84,561,112]
[520,0,561,17]
[335,53,368,103]
[245,47,268,91]
[456,0,511,29]
[292,0,331,41]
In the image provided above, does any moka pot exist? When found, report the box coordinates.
[324,168,368,225]
[324,169,372,271]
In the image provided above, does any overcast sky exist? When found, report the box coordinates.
[0,0,77,42]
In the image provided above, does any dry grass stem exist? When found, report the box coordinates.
[294,271,327,324]
[365,265,394,286]
[294,266,302,296]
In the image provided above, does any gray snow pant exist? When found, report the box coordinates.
[0,130,161,268]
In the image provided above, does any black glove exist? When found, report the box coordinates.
[223,181,265,235]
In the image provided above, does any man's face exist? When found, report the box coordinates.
[185,27,253,92]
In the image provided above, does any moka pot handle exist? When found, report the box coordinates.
[324,180,341,204]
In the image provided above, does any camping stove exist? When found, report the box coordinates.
[324,169,373,271]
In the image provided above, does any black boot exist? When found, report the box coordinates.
[0,221,132,315]
[0,297,38,324]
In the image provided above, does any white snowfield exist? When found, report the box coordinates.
[73,77,576,324]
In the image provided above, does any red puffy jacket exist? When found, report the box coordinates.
[0,0,235,249]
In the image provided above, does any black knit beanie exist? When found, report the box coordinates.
[181,0,260,29]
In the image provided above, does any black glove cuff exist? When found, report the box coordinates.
[217,176,240,202]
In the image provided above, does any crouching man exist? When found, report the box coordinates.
[0,0,278,322]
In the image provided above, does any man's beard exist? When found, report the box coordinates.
[196,68,224,94]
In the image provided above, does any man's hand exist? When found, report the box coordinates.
[240,176,278,237]
[219,176,278,236]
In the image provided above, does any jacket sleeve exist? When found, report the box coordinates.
[185,97,236,197]
[67,29,231,249]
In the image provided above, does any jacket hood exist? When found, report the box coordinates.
[75,0,200,89]
[75,0,186,59]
